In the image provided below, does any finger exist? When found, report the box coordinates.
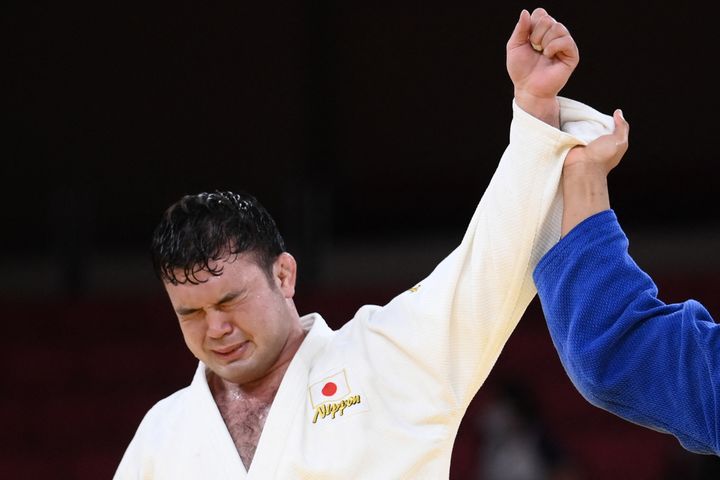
[530,7,549,23]
[538,21,571,54]
[615,109,629,129]
[613,109,630,148]
[542,34,580,65]
[529,12,557,50]
[506,9,531,50]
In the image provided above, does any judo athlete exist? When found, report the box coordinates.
[114,8,616,479]
[534,108,720,456]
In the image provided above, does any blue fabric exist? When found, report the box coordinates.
[533,209,720,455]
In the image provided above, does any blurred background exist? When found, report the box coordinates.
[4,1,720,478]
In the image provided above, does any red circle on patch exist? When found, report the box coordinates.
[321,382,337,396]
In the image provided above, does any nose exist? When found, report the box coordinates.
[206,310,233,339]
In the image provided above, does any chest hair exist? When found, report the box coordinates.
[216,393,273,470]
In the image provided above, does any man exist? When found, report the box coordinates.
[533,110,720,456]
[114,8,616,478]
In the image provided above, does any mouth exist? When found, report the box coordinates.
[211,341,249,361]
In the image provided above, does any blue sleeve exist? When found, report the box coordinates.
[533,209,720,455]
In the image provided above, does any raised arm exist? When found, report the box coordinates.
[348,8,615,410]
[534,114,720,455]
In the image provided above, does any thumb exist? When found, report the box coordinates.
[507,9,531,50]
[613,109,629,149]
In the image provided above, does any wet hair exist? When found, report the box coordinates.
[151,191,286,285]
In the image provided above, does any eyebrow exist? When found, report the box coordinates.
[175,290,245,316]
[217,290,243,305]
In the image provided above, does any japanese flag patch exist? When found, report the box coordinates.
[308,369,366,423]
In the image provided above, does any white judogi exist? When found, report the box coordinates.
[114,98,613,480]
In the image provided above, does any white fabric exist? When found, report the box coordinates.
[113,97,613,480]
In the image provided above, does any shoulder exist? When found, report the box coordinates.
[114,385,196,478]
[149,385,193,415]
[133,385,194,441]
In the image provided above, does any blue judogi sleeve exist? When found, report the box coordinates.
[533,209,720,455]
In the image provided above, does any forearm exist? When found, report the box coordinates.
[561,163,610,237]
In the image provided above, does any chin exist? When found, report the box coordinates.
[219,364,263,386]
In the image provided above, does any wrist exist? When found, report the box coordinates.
[514,90,560,128]
[561,165,610,236]
[562,161,610,180]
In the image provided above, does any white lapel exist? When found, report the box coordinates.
[247,313,334,479]
[187,362,249,478]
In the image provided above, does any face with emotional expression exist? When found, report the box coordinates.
[165,252,303,386]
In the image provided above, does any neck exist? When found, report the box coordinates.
[210,323,307,402]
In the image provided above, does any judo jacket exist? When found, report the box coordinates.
[114,97,614,479]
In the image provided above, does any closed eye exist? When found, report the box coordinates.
[174,289,247,317]
[216,290,247,307]
[176,306,201,316]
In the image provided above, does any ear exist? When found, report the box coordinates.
[272,252,297,298]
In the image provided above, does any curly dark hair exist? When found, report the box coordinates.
[151,191,286,285]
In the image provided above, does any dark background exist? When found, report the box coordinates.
[5,1,720,478]
[8,1,720,265]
